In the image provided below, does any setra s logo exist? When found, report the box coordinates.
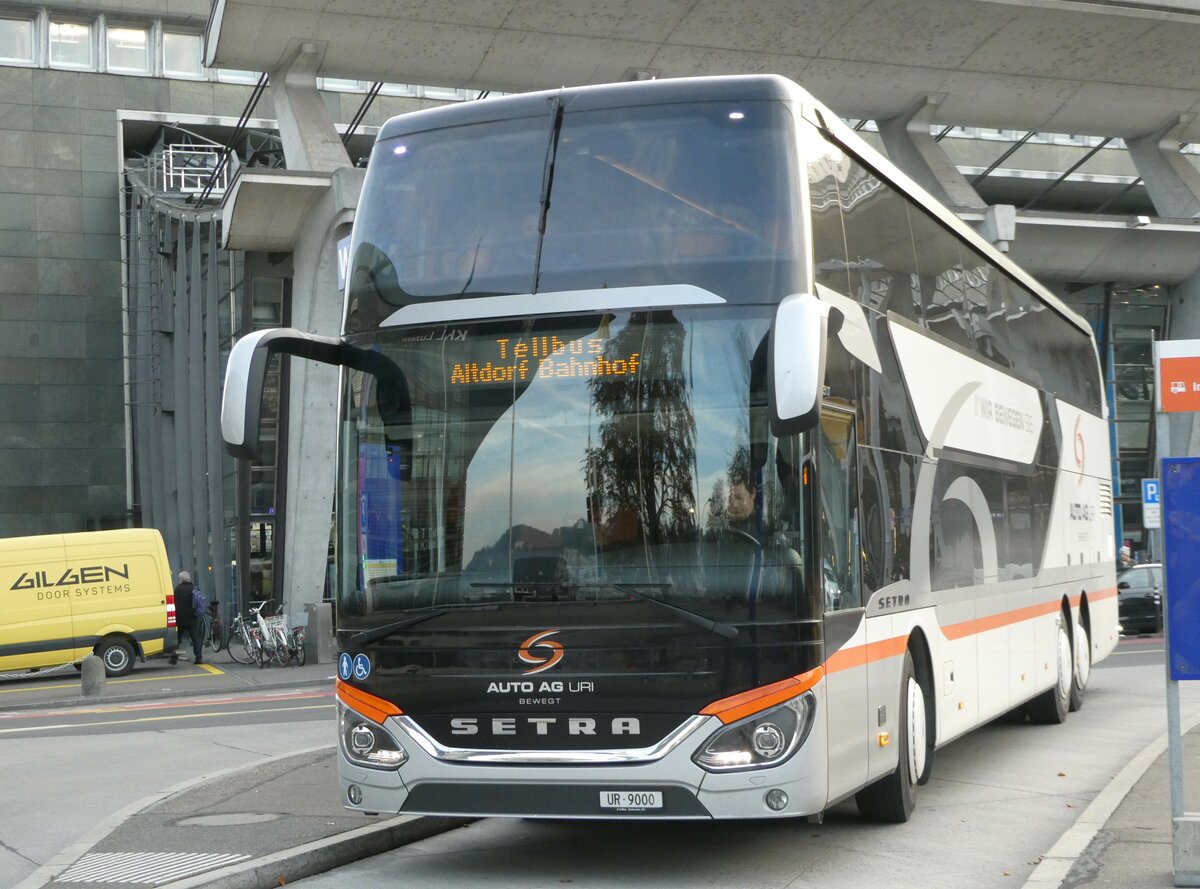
[518,629,563,675]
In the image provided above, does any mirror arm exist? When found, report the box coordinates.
[221,328,408,461]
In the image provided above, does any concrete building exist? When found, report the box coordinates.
[3,0,1199,626]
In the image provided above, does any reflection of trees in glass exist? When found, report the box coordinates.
[585,312,697,545]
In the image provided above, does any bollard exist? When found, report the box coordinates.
[80,654,105,697]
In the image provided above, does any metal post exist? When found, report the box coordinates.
[1157,339,1200,886]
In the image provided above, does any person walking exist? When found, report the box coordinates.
[170,570,204,665]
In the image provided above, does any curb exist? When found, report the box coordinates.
[1022,710,1200,888]
[12,744,335,889]
[156,815,471,889]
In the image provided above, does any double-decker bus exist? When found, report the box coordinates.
[222,75,1117,823]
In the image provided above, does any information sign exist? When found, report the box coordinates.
[1144,477,1162,530]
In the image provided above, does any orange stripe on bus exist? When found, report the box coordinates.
[698,584,1117,724]
[826,635,908,674]
[336,678,403,724]
[700,666,825,725]
[943,586,1117,641]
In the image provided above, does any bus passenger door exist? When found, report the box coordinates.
[818,404,868,803]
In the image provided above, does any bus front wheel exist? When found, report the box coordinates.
[856,650,924,823]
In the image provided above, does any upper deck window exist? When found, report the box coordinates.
[346,99,799,329]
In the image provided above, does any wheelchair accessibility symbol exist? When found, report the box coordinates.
[338,652,353,681]
[352,653,371,681]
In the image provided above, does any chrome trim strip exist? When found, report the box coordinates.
[394,714,712,765]
[380,285,725,328]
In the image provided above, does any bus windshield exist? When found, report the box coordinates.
[345,99,801,329]
[337,306,815,627]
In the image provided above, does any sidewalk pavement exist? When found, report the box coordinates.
[4,652,1197,889]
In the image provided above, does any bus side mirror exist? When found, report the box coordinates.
[221,328,343,460]
[768,293,828,435]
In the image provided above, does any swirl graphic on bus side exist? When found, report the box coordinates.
[519,629,564,674]
[1074,414,1085,487]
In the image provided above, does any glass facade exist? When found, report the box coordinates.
[1069,287,1170,563]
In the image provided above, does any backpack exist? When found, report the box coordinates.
[191,587,209,619]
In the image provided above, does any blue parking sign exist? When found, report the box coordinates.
[1144,478,1162,529]
[1144,478,1161,504]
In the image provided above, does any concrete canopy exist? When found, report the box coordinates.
[206,0,1200,142]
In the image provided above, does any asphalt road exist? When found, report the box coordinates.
[0,685,334,888]
[291,636,1193,889]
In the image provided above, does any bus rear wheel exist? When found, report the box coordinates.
[1027,618,1071,725]
[857,650,924,823]
[1069,619,1090,713]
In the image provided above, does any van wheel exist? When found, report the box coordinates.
[96,638,134,677]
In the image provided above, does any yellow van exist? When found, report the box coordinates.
[0,528,178,677]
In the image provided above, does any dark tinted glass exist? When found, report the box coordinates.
[837,160,922,323]
[540,101,800,302]
[908,207,975,353]
[347,100,801,330]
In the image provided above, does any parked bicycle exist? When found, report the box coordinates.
[226,603,266,665]
[252,600,291,668]
[287,623,306,666]
[201,600,225,653]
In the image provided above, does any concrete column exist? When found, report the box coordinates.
[279,168,364,630]
[876,95,987,211]
[1168,269,1200,454]
[1127,114,1200,219]
[269,42,352,173]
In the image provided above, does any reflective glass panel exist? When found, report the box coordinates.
[49,20,93,69]
[107,25,149,73]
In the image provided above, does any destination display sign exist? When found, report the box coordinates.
[449,335,641,386]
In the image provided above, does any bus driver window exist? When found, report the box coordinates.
[819,404,860,611]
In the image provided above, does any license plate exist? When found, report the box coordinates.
[599,790,663,810]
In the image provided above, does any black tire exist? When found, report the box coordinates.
[96,638,135,677]
[227,626,256,665]
[1069,618,1090,713]
[209,618,225,653]
[197,614,211,650]
[272,632,290,667]
[1027,618,1071,725]
[257,641,267,668]
[857,650,925,822]
[293,633,307,666]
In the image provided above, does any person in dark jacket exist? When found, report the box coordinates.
[170,571,203,665]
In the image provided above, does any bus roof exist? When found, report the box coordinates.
[373,73,1093,342]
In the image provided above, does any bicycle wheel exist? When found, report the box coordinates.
[293,630,307,666]
[272,628,290,667]
[257,637,268,668]
[197,614,212,650]
[209,616,225,653]
[227,623,256,665]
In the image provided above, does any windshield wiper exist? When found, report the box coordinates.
[350,609,449,646]
[574,582,739,640]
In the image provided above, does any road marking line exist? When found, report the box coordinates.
[0,690,333,721]
[1109,647,1164,655]
[0,666,221,695]
[0,703,333,734]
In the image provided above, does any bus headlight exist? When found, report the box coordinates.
[338,701,407,769]
[693,693,815,772]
